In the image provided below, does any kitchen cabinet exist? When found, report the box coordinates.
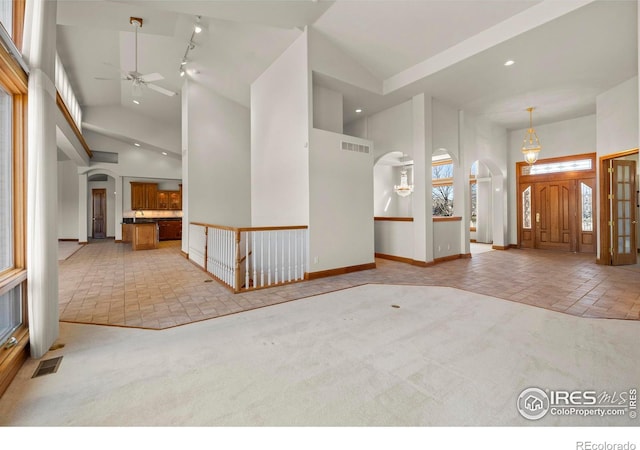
[122,223,133,243]
[157,191,182,210]
[130,182,158,210]
[158,220,182,241]
[157,190,182,210]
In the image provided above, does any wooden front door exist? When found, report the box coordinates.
[92,188,106,239]
[611,159,637,265]
[517,153,597,254]
[534,180,575,252]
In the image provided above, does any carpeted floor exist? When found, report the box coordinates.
[0,284,638,427]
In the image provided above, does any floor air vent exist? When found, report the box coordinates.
[32,356,63,378]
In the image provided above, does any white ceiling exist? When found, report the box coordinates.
[55,0,638,151]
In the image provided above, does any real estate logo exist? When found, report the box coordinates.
[517,387,637,421]
[517,387,550,420]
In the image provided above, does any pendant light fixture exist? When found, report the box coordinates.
[522,107,541,165]
[394,154,414,197]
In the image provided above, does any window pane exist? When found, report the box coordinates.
[522,186,531,229]
[0,284,21,345]
[433,185,454,216]
[521,158,592,176]
[0,88,12,272]
[0,0,12,38]
[433,163,453,179]
[581,183,593,232]
[470,182,477,228]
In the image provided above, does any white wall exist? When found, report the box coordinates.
[187,83,251,227]
[57,160,79,239]
[83,130,182,180]
[251,31,310,227]
[309,128,374,272]
[433,98,459,161]
[313,84,343,134]
[596,76,639,156]
[374,220,414,259]
[507,114,596,244]
[346,100,413,160]
[87,178,116,238]
[433,220,462,259]
[307,27,381,95]
[83,105,181,155]
[596,76,639,256]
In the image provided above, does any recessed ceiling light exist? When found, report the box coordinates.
[504,60,515,66]
[194,24,203,34]
[133,99,140,105]
[355,109,362,113]
[162,152,168,156]
[181,60,187,66]
[134,143,140,147]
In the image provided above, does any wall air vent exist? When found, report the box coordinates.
[91,151,118,164]
[341,140,370,154]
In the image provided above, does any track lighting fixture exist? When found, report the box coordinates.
[178,15,203,77]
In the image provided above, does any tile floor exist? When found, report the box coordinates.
[58,239,640,330]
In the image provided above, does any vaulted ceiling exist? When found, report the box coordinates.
[55,0,637,153]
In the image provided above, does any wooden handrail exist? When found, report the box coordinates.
[374,217,413,222]
[56,92,92,158]
[190,222,308,232]
[433,216,462,222]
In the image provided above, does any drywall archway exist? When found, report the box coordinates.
[77,168,123,243]
[374,151,414,217]
[469,157,507,249]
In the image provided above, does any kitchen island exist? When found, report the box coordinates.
[131,222,159,251]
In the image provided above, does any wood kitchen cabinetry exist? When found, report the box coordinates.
[158,220,182,241]
[157,191,182,210]
[131,182,158,210]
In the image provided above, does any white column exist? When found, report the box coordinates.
[114,175,123,241]
[412,93,434,264]
[78,172,88,243]
[181,80,189,255]
[23,0,58,359]
[457,110,471,255]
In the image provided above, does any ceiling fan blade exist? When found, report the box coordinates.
[103,62,131,78]
[139,72,164,83]
[147,83,178,97]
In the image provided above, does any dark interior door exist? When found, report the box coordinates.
[92,188,106,239]
[611,160,637,265]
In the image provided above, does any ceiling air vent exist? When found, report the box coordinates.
[341,140,370,154]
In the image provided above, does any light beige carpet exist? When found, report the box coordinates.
[1,284,638,428]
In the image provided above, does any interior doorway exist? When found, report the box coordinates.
[599,149,638,265]
[92,188,106,239]
[517,153,596,253]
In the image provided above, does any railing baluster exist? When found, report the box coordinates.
[260,232,264,287]
[245,231,249,289]
[274,231,278,284]
[294,229,298,280]
[268,231,272,285]
[252,232,257,289]
[288,230,292,282]
[281,231,285,284]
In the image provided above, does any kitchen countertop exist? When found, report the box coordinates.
[122,218,182,224]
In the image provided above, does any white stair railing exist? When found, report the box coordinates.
[189,222,307,293]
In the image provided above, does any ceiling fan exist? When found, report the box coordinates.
[96,17,177,98]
